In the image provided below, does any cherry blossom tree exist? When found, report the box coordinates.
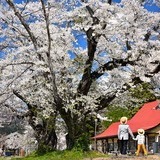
[0,0,159,151]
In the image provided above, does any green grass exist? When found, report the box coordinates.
[0,150,109,160]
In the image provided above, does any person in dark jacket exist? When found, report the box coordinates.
[118,116,134,155]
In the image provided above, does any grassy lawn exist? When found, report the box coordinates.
[0,151,109,160]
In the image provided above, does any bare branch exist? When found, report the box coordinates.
[13,90,37,129]
[40,0,59,100]
[6,0,38,50]
[1,62,34,69]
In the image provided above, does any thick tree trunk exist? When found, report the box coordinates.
[63,114,92,151]
[66,133,75,150]
[37,128,57,152]
[32,114,58,153]
[35,123,57,153]
[65,118,77,150]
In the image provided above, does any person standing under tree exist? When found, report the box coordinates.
[134,128,147,156]
[118,116,134,155]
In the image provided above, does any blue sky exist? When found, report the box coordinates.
[14,0,160,12]
[0,0,159,59]
[144,3,160,12]
[70,0,159,58]
[113,0,160,12]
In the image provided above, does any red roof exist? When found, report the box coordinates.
[95,100,160,139]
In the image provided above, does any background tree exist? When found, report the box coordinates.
[0,0,159,151]
[0,105,25,134]
[102,82,157,128]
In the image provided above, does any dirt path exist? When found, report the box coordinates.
[84,154,160,160]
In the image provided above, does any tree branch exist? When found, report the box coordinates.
[13,90,37,129]
[6,0,37,50]
[108,0,112,5]
[91,58,135,80]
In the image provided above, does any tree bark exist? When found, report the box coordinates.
[35,115,57,152]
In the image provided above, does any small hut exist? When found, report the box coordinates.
[94,100,160,154]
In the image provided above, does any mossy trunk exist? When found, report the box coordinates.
[64,116,92,151]
[34,115,58,154]
[37,129,57,153]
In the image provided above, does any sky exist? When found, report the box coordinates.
[0,0,159,59]
[70,0,160,58]
[144,2,160,12]
[14,0,160,12]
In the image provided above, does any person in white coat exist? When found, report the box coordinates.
[118,117,134,155]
